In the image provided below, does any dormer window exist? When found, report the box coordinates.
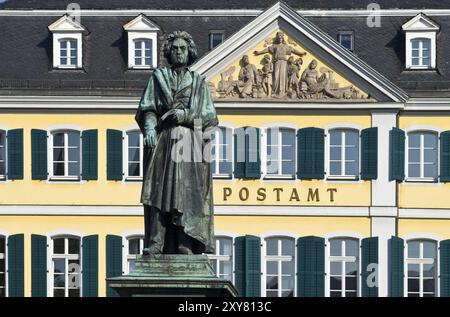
[124,14,159,69]
[402,13,439,70]
[48,15,85,69]
[338,31,353,51]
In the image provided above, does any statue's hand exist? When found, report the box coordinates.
[144,129,157,148]
[161,108,186,125]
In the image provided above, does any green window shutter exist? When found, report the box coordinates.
[361,237,379,297]
[106,235,123,297]
[31,234,47,297]
[389,128,405,181]
[107,129,123,181]
[31,129,48,180]
[233,128,245,178]
[82,235,98,297]
[361,127,378,180]
[297,236,325,297]
[440,239,450,297]
[245,127,261,179]
[234,235,261,297]
[7,129,24,180]
[8,234,24,297]
[297,128,324,179]
[388,236,404,297]
[82,129,98,180]
[440,131,450,182]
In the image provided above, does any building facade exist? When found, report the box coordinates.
[0,0,450,297]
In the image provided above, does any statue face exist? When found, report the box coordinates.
[242,55,249,65]
[310,60,317,69]
[170,38,189,67]
[276,32,284,43]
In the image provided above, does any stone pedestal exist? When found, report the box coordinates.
[107,254,238,297]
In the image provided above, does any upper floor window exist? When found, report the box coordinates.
[338,32,353,51]
[265,128,296,178]
[0,236,5,297]
[329,129,359,179]
[329,238,359,297]
[210,31,224,49]
[0,131,5,180]
[208,237,233,282]
[211,127,232,178]
[406,240,437,297]
[134,39,153,67]
[59,39,78,67]
[124,14,159,69]
[407,131,438,181]
[411,38,431,68]
[51,130,81,179]
[402,13,439,70]
[52,236,81,297]
[127,236,144,273]
[126,131,143,179]
[48,15,85,69]
[265,237,295,297]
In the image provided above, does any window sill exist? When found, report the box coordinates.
[125,176,143,182]
[326,175,359,181]
[129,66,153,70]
[263,175,295,180]
[213,174,232,179]
[405,177,438,183]
[49,176,81,182]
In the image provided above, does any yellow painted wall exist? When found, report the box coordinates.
[399,115,450,208]
[0,112,371,207]
[398,219,450,240]
[0,214,370,297]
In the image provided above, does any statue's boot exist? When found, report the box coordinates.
[177,229,194,255]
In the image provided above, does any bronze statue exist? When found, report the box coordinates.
[135,31,218,255]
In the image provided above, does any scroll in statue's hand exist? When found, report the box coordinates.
[160,108,186,125]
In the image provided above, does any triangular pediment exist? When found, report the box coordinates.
[48,14,86,32]
[123,14,160,32]
[192,2,408,103]
[402,13,440,32]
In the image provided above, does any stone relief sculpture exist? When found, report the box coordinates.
[211,31,370,101]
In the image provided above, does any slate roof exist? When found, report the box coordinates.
[1,0,450,10]
[1,2,450,97]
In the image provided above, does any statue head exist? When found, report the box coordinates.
[275,32,285,44]
[163,31,198,67]
[263,54,271,63]
[309,60,318,70]
[241,55,250,66]
[288,56,294,64]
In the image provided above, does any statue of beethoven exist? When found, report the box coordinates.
[135,31,219,255]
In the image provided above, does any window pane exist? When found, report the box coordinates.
[211,33,223,48]
[145,58,152,66]
[282,260,295,275]
[53,133,64,146]
[345,146,358,161]
[411,40,420,49]
[345,131,358,146]
[219,239,232,256]
[409,133,420,147]
[330,239,342,256]
[408,164,420,178]
[60,41,67,49]
[68,239,79,255]
[345,161,358,176]
[266,239,278,256]
[219,261,232,276]
[282,276,294,290]
[267,261,277,275]
[128,133,140,147]
[423,279,435,293]
[70,40,77,49]
[345,277,357,291]
[129,239,141,255]
[266,290,278,297]
[128,163,140,177]
[53,163,65,176]
[68,132,80,147]
[422,58,431,66]
[408,241,420,258]
[345,240,358,257]
[345,261,358,276]
[408,149,420,163]
[423,241,436,259]
[69,289,80,297]
[0,237,5,253]
[128,148,140,162]
[281,129,295,146]
[68,148,80,162]
[53,239,65,254]
[135,58,141,66]
[411,49,420,58]
[424,134,437,148]
[220,161,232,175]
[330,262,341,275]
[330,291,341,297]
[266,276,278,290]
[408,278,419,292]
[424,164,437,178]
[135,41,142,49]
[412,58,420,66]
[281,160,295,176]
[330,276,342,290]
[408,264,419,278]
[281,239,294,256]
[330,131,341,145]
[330,162,341,176]
[68,163,80,176]
[422,39,431,50]
[54,289,65,297]
[330,147,341,161]
[53,148,64,161]
[424,149,437,164]
[423,264,435,278]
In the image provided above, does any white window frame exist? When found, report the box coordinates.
[0,234,7,297]
[210,31,225,50]
[0,130,6,181]
[211,127,233,179]
[405,239,438,297]
[124,130,143,181]
[327,237,360,297]
[58,38,80,68]
[49,130,82,181]
[208,236,234,283]
[262,127,296,180]
[263,236,296,297]
[50,235,82,298]
[52,34,83,69]
[326,128,360,180]
[405,130,439,183]
[410,38,432,68]
[338,31,354,51]
[125,236,144,274]
[132,38,154,68]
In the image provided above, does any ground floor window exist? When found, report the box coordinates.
[329,238,359,297]
[265,237,295,297]
[127,236,144,273]
[208,237,233,282]
[52,236,81,297]
[406,240,437,297]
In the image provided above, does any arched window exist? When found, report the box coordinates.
[265,128,296,178]
[126,131,143,179]
[134,39,153,67]
[51,130,81,179]
[208,237,233,282]
[126,236,144,273]
[411,38,431,68]
[329,238,359,297]
[0,235,6,297]
[52,236,81,297]
[0,130,5,180]
[211,127,232,177]
[265,237,295,297]
[406,240,437,297]
[59,38,78,67]
[407,131,438,180]
[329,129,359,179]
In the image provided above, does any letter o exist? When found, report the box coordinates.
[239,187,249,201]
